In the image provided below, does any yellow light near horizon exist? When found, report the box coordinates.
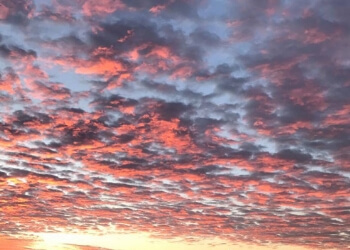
[28,240,80,250]
[27,232,314,250]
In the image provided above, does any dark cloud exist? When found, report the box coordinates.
[156,101,190,121]
[120,0,167,9]
[0,44,37,59]
[0,0,34,25]
[89,18,162,50]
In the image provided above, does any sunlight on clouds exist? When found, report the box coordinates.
[0,0,349,249]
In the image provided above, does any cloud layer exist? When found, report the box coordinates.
[0,0,349,249]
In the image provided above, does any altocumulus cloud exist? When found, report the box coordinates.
[0,0,349,249]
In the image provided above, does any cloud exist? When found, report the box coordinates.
[0,0,34,25]
[0,0,349,249]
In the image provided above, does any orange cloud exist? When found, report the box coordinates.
[82,0,126,17]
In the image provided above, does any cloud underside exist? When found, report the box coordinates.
[0,0,349,249]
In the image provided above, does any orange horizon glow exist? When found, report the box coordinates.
[0,233,318,250]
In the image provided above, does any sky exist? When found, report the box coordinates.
[0,0,349,249]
